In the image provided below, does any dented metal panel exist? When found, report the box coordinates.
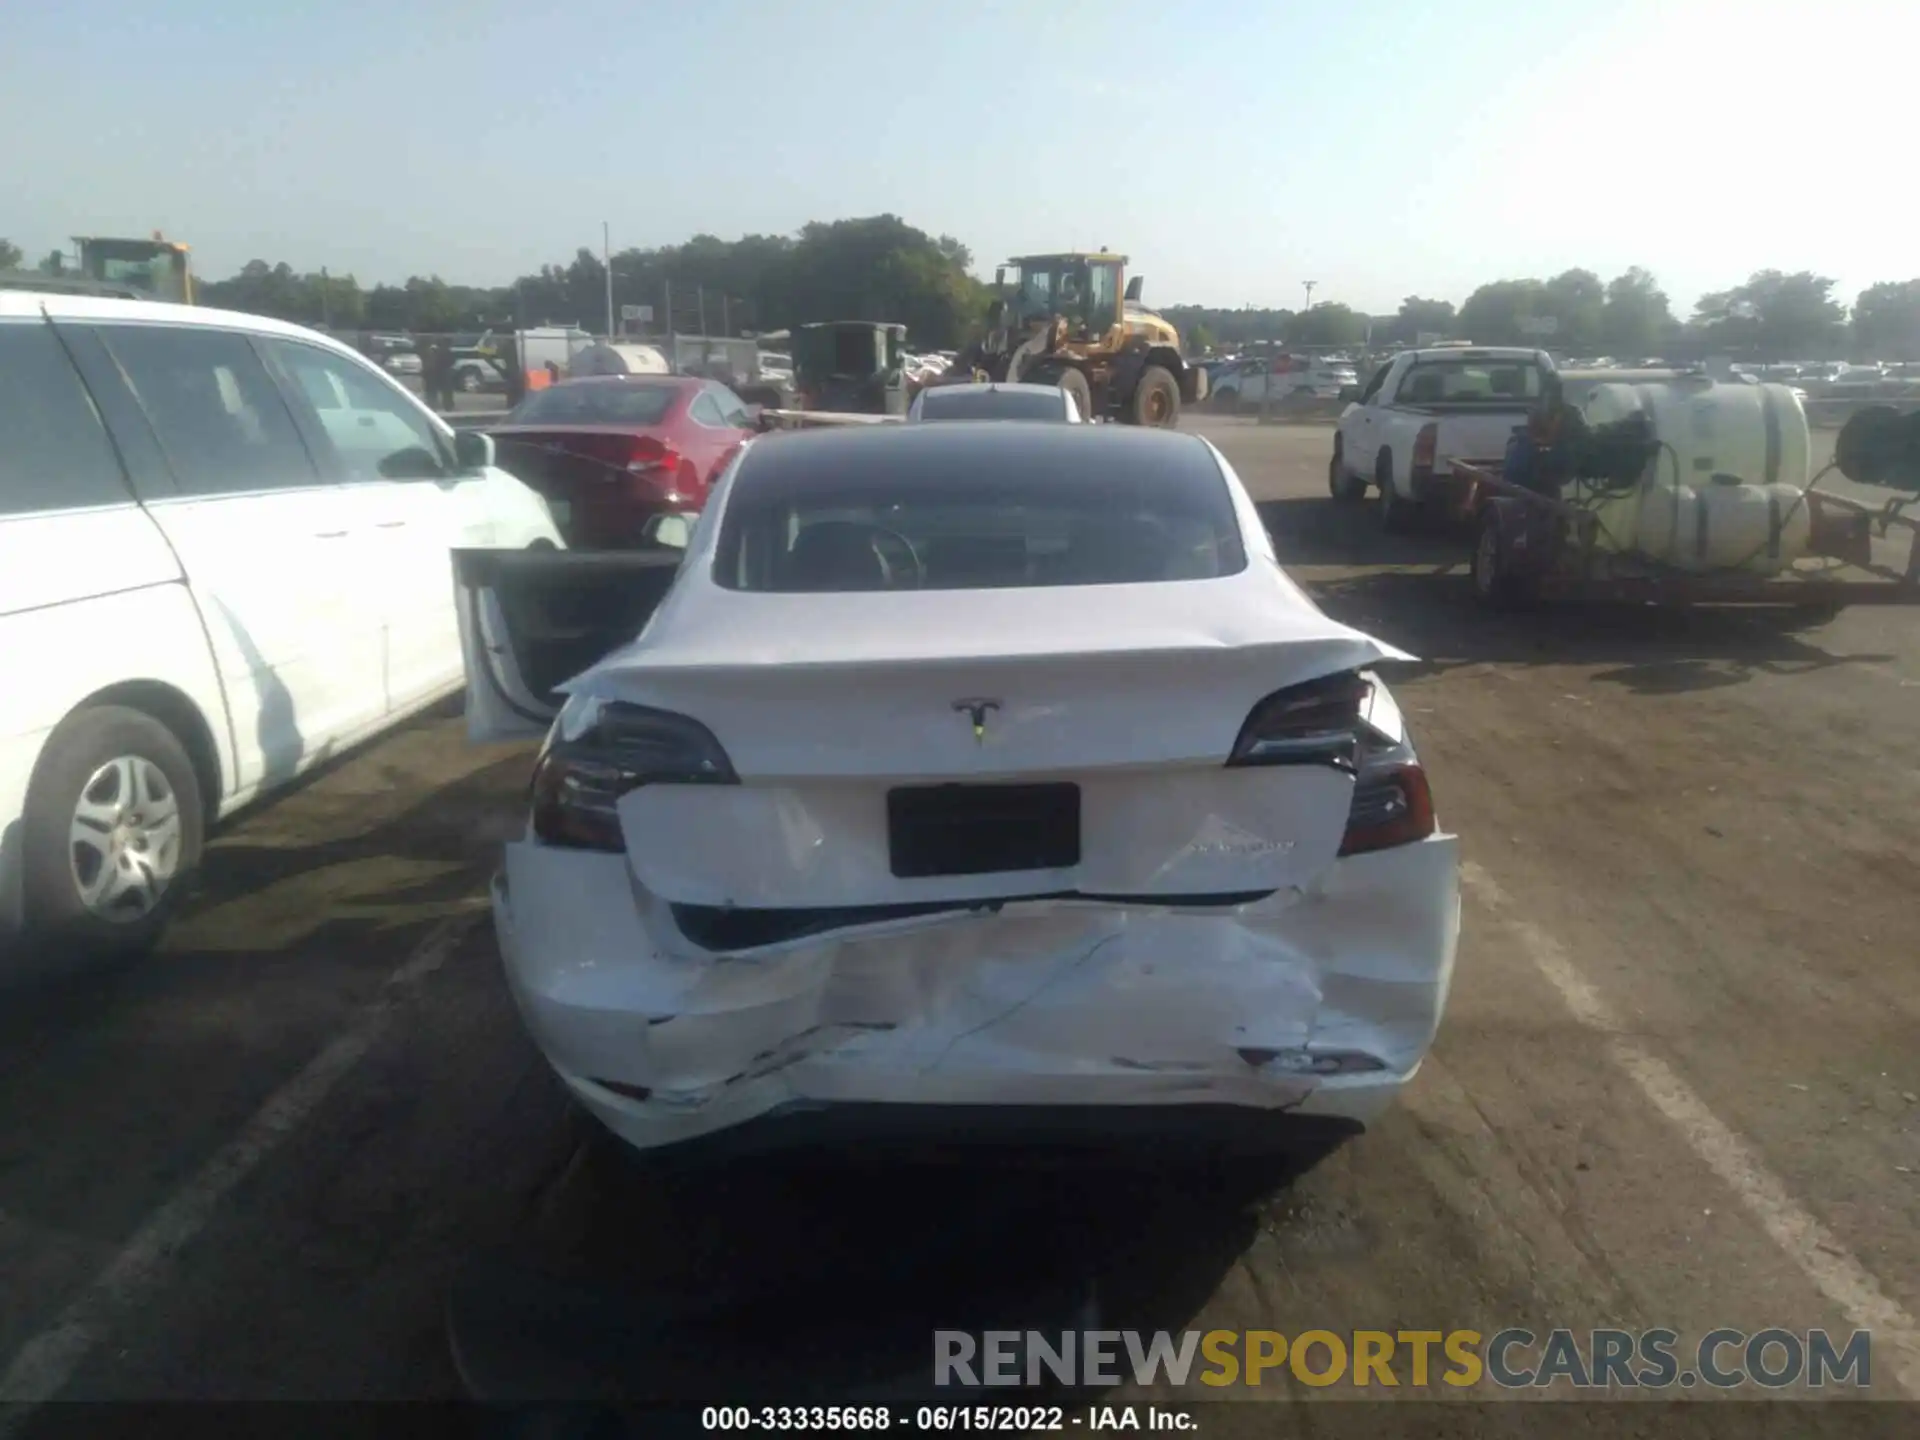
[492,829,1459,1153]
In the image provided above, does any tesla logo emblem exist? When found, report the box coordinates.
[952,698,1000,744]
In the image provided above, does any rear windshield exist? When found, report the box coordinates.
[916,389,1066,421]
[506,383,676,426]
[1399,360,1543,404]
[713,435,1247,592]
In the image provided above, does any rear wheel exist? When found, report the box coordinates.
[458,367,482,393]
[19,704,206,967]
[1376,452,1418,532]
[1212,386,1239,410]
[1328,441,1366,503]
[1130,366,1181,428]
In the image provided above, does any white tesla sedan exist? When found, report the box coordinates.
[454,423,1460,1161]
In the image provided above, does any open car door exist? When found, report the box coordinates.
[453,547,686,743]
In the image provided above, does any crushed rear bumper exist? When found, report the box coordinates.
[489,832,1459,1158]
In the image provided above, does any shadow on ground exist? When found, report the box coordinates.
[1256,497,1897,694]
[0,716,533,1284]
[447,1130,1325,1409]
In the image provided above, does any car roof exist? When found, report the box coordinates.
[741,418,1211,489]
[918,381,1067,399]
[0,291,391,373]
[553,374,705,388]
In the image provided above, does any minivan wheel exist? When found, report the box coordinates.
[20,705,205,963]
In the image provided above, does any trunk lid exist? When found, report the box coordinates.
[487,425,689,546]
[574,576,1412,911]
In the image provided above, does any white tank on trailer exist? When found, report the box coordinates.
[568,342,670,378]
[1578,377,1814,575]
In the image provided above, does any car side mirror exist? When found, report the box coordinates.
[453,429,494,472]
[643,513,693,551]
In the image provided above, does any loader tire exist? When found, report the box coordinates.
[1129,366,1180,428]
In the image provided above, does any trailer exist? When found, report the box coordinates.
[1451,458,1920,611]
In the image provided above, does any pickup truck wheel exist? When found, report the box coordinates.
[1472,507,1538,610]
[1212,386,1239,410]
[20,704,206,965]
[1130,365,1180,428]
[1376,452,1418,532]
[1329,442,1366,503]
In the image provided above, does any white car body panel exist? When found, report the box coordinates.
[0,294,563,944]
[456,425,1458,1153]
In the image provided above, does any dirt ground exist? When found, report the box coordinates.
[0,416,1915,1433]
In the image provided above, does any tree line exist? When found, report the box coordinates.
[1168,268,1920,362]
[5,230,1916,361]
[0,219,990,349]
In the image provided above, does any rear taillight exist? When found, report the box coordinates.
[1227,671,1368,772]
[1411,422,1439,481]
[531,697,737,851]
[1340,761,1435,857]
[623,435,675,475]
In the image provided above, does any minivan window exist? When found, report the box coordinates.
[100,325,319,497]
[263,339,450,482]
[0,320,133,517]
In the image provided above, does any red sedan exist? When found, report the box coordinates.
[486,376,758,548]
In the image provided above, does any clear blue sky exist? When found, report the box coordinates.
[2,0,1908,316]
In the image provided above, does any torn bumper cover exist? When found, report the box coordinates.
[491,832,1460,1157]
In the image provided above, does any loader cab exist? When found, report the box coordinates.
[74,234,193,305]
[999,253,1128,343]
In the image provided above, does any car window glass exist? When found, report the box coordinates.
[714,388,753,427]
[1359,364,1390,402]
[0,320,133,517]
[689,392,728,427]
[263,339,449,482]
[100,324,317,496]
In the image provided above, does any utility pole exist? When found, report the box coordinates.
[320,266,331,329]
[697,286,707,336]
[721,294,730,337]
[602,221,615,339]
[663,279,675,367]
[1302,280,1317,313]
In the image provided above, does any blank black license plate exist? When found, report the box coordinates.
[887,783,1081,879]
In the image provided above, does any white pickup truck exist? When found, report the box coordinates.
[1330,346,1551,529]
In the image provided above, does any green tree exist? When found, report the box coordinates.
[1392,296,1456,344]
[38,250,67,274]
[1542,269,1605,352]
[0,238,22,271]
[1851,279,1920,360]
[1692,270,1845,359]
[1600,267,1673,358]
[1186,320,1216,354]
[1287,302,1366,348]
[1458,279,1550,345]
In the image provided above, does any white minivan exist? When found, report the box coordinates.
[0,292,562,973]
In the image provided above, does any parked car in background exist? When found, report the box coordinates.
[452,422,1459,1161]
[906,380,1085,422]
[1332,346,1552,528]
[0,293,561,971]
[485,376,757,548]
[1212,356,1359,405]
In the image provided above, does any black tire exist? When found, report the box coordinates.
[1471,507,1537,611]
[1129,365,1181,428]
[1328,440,1366,503]
[1054,366,1093,421]
[1213,386,1239,411]
[20,704,206,964]
[457,367,482,393]
[1376,451,1418,532]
